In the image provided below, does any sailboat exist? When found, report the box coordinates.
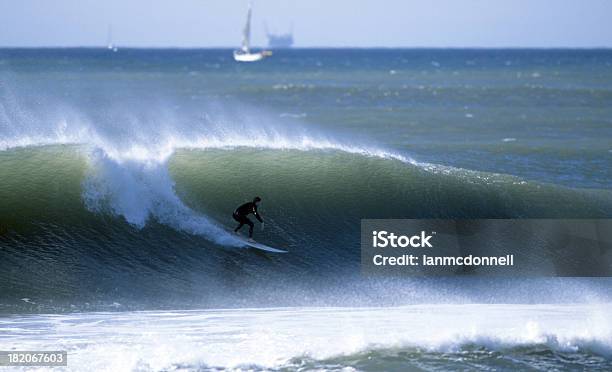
[106,25,118,52]
[233,1,271,62]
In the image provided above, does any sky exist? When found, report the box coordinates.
[0,0,611,48]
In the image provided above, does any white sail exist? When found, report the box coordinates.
[241,3,252,53]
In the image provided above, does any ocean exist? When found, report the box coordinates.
[1,48,611,371]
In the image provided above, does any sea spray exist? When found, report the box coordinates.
[82,147,239,246]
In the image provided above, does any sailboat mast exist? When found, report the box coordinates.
[241,2,252,53]
[106,25,113,49]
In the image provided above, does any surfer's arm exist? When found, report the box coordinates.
[253,205,263,223]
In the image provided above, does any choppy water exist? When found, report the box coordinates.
[2,304,611,371]
[1,49,611,370]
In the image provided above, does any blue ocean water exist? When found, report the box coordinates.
[1,48,611,370]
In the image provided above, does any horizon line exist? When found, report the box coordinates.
[2,46,612,50]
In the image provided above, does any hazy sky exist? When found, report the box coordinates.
[1,0,611,47]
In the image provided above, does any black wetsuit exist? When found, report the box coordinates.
[233,201,263,238]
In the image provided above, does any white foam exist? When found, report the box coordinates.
[1,304,610,371]
[82,148,241,246]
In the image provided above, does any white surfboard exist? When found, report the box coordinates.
[234,236,288,253]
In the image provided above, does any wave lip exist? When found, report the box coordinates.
[1,304,610,371]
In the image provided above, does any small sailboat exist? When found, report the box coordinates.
[233,1,271,62]
[106,25,118,52]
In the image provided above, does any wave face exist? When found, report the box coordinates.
[2,144,612,311]
[1,304,611,371]
[2,49,612,312]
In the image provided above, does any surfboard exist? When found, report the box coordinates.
[235,236,288,253]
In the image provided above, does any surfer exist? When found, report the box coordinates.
[233,196,264,241]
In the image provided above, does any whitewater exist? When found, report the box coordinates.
[2,304,611,371]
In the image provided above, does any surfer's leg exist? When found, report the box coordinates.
[246,219,254,238]
[233,213,245,232]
